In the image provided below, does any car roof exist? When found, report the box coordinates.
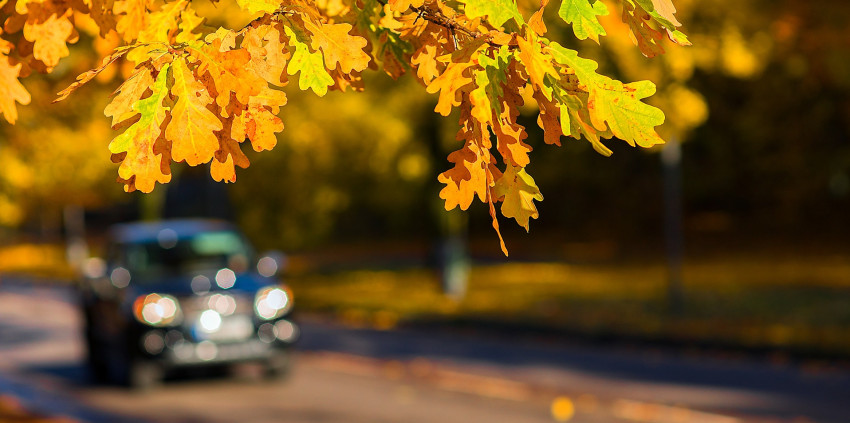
[108,219,239,244]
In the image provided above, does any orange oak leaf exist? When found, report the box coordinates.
[191,38,260,114]
[533,90,564,146]
[438,141,488,211]
[211,121,250,183]
[165,57,223,166]
[494,115,532,168]
[232,87,287,152]
[528,0,549,35]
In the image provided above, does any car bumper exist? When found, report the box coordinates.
[139,318,298,367]
[168,339,279,365]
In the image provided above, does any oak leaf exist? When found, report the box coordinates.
[558,0,608,43]
[232,87,286,152]
[23,8,75,68]
[469,46,510,127]
[243,24,289,86]
[517,31,557,100]
[493,164,543,232]
[165,57,222,166]
[459,0,524,28]
[108,64,173,193]
[0,55,31,124]
[104,66,154,127]
[211,120,250,183]
[438,141,488,211]
[236,0,280,15]
[548,42,664,148]
[305,21,370,74]
[283,24,334,96]
[388,0,423,13]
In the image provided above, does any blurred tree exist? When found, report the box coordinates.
[1,0,689,254]
[2,0,848,256]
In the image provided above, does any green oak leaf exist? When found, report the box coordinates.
[283,25,334,96]
[470,46,512,125]
[459,0,524,28]
[559,0,609,43]
[547,42,664,148]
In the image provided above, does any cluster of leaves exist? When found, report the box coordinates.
[0,0,688,254]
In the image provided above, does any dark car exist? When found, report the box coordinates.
[78,219,296,389]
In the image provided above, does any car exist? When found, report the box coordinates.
[78,219,297,390]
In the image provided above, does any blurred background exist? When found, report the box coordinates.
[2,0,850,422]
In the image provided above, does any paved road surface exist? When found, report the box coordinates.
[0,282,848,423]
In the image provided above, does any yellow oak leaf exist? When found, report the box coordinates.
[388,0,424,13]
[282,22,334,96]
[426,60,474,116]
[411,43,441,84]
[0,54,31,124]
[108,64,173,193]
[137,0,185,43]
[165,57,222,166]
[516,31,557,100]
[115,0,151,42]
[651,0,681,27]
[23,8,75,68]
[104,66,154,127]
[304,21,370,74]
[176,8,204,44]
[236,0,279,15]
[243,23,289,86]
[493,164,543,232]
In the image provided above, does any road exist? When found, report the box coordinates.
[0,281,849,423]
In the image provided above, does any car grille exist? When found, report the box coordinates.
[179,293,255,342]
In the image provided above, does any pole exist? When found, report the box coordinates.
[661,138,684,313]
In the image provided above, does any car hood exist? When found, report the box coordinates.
[127,271,275,298]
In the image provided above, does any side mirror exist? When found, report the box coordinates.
[256,250,287,277]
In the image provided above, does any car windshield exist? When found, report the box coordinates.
[119,230,252,279]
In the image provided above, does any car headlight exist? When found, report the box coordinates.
[255,285,292,320]
[133,294,182,326]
